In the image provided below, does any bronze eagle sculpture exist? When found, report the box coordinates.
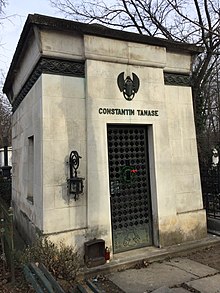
[117,72,140,101]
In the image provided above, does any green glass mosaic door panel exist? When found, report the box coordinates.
[107,125,152,253]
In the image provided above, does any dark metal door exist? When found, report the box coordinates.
[107,125,152,253]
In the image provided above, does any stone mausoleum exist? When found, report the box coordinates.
[3,14,207,256]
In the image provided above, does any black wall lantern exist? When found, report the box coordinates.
[67,150,84,200]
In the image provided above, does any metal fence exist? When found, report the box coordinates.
[0,197,15,282]
[200,162,220,219]
[204,193,220,219]
[0,177,11,206]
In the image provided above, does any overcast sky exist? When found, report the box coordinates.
[0,0,61,73]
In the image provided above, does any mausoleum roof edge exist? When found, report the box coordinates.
[29,13,203,54]
[3,13,203,98]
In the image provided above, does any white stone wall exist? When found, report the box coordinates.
[41,74,87,241]
[11,34,41,101]
[159,85,206,245]
[83,35,206,248]
[41,30,84,61]
[165,52,191,73]
[85,58,166,249]
[11,77,43,242]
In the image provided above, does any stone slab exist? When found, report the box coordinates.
[109,261,197,293]
[170,289,190,293]
[165,257,218,277]
[151,286,172,293]
[151,286,189,293]
[186,274,220,293]
[109,258,220,293]
[151,286,193,293]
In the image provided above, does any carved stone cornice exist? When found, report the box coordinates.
[164,72,191,87]
[12,57,85,112]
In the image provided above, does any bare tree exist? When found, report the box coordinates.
[0,99,11,147]
[0,0,7,14]
[50,0,220,156]
[49,0,220,41]
[0,71,11,148]
[0,0,11,148]
[49,1,220,107]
